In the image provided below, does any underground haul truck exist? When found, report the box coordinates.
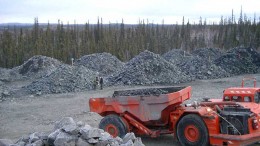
[89,77,260,146]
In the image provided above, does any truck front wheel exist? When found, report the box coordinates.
[99,114,128,138]
[177,114,209,146]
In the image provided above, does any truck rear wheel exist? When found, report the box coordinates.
[99,114,128,138]
[177,114,209,146]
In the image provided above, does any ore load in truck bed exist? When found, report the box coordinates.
[112,86,186,97]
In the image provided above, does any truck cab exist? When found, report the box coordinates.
[223,77,260,103]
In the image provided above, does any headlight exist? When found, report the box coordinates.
[233,96,238,100]
[244,96,250,102]
[224,96,230,100]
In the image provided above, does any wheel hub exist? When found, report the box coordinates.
[105,124,119,137]
[184,125,199,142]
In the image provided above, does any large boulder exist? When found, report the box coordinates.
[48,129,61,146]
[122,132,136,144]
[54,117,76,130]
[54,132,77,146]
[15,132,47,146]
[80,127,104,140]
[76,138,93,146]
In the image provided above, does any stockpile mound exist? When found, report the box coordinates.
[0,117,144,146]
[107,50,190,85]
[162,49,193,65]
[192,48,223,61]
[25,65,96,94]
[0,68,12,82]
[0,67,22,82]
[179,56,230,80]
[0,82,12,100]
[228,47,260,67]
[14,55,62,79]
[214,47,260,75]
[75,52,125,76]
[163,49,229,80]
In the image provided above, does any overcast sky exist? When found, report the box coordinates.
[0,0,260,24]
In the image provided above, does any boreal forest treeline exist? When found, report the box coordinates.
[0,10,260,68]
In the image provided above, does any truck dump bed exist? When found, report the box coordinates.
[89,86,191,122]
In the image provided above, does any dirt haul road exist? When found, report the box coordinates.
[0,73,260,146]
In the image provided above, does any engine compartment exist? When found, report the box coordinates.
[219,106,252,135]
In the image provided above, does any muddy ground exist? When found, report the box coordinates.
[0,73,260,145]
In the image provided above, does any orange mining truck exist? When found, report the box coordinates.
[89,78,260,146]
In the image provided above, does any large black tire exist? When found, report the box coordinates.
[99,114,128,138]
[177,114,209,146]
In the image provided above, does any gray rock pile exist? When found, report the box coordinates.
[0,68,12,82]
[107,50,190,85]
[0,56,61,82]
[14,55,62,79]
[0,67,22,82]
[75,53,125,76]
[0,82,12,100]
[25,65,96,94]
[192,48,224,61]
[163,49,229,80]
[1,47,259,96]
[1,117,144,146]
[178,56,230,80]
[214,47,260,75]
[228,47,260,67]
[163,49,194,66]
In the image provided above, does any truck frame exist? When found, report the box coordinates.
[89,77,260,146]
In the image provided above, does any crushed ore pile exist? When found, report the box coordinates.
[1,47,260,96]
[14,55,62,79]
[0,117,144,146]
[106,50,191,86]
[162,49,193,66]
[74,52,125,76]
[192,48,224,61]
[214,47,260,75]
[176,56,230,80]
[163,49,230,80]
[25,65,96,94]
[0,82,12,100]
[0,67,22,82]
